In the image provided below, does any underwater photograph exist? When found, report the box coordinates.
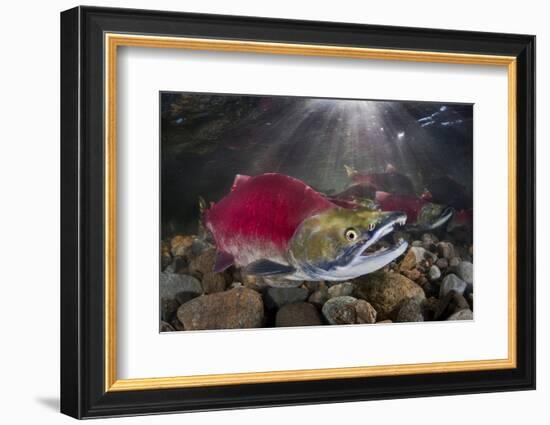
[159,92,474,331]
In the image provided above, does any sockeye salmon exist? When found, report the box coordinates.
[204,173,408,282]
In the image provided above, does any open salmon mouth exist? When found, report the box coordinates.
[338,210,408,279]
[361,238,407,258]
[357,212,407,257]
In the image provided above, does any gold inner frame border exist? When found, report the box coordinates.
[104,33,517,392]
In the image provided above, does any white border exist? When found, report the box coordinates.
[117,47,508,379]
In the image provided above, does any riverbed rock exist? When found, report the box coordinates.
[161,243,172,271]
[177,288,264,330]
[170,235,194,257]
[422,281,439,298]
[189,238,211,257]
[447,309,474,321]
[396,298,424,322]
[275,303,323,327]
[160,272,202,299]
[355,299,377,324]
[354,271,425,320]
[175,255,190,273]
[241,274,264,292]
[160,321,175,332]
[440,274,467,298]
[454,245,472,262]
[436,258,448,270]
[467,292,474,310]
[322,296,357,324]
[328,282,354,298]
[189,247,217,275]
[175,291,199,305]
[163,262,176,274]
[428,265,441,281]
[160,297,180,322]
[201,272,227,294]
[399,249,417,271]
[422,297,439,320]
[308,285,329,307]
[437,242,455,259]
[449,257,461,268]
[456,261,474,285]
[411,246,437,264]
[265,287,309,309]
[403,268,421,282]
[434,290,454,320]
[434,289,471,320]
[422,233,438,252]
[451,292,471,312]
[171,318,185,331]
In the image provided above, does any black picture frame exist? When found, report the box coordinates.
[61,5,535,419]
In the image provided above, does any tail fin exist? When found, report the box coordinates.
[198,196,207,216]
[385,163,397,173]
[231,174,251,192]
[197,196,211,241]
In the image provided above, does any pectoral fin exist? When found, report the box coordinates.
[245,259,295,276]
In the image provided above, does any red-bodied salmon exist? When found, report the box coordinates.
[204,173,407,282]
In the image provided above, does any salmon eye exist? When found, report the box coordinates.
[368,223,376,232]
[345,228,358,241]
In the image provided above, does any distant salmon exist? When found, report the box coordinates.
[204,173,408,281]
[375,191,454,232]
[344,164,416,196]
[328,189,453,233]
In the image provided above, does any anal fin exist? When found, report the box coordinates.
[213,251,234,272]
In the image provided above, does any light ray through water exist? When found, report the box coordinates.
[161,93,472,234]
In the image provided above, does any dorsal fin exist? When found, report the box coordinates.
[231,174,251,192]
[375,191,391,202]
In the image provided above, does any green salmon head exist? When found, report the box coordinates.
[413,203,454,232]
[288,208,408,281]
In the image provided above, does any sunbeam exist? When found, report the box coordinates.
[161,93,472,235]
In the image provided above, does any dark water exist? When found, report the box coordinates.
[161,92,473,236]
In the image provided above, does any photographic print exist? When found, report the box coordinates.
[160,92,474,331]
